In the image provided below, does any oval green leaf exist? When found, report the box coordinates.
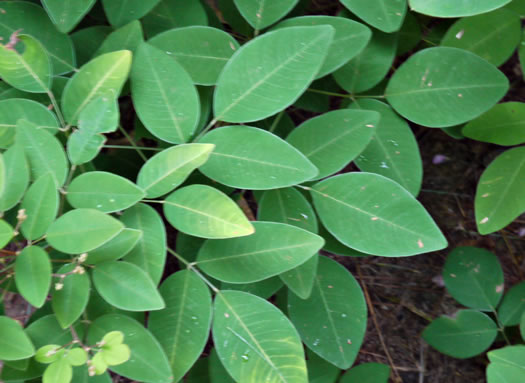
[0,219,13,248]
[52,264,91,328]
[67,130,106,166]
[47,208,124,254]
[340,0,406,33]
[311,173,447,256]
[0,316,35,361]
[197,221,324,283]
[0,143,29,211]
[213,290,307,383]
[131,42,200,143]
[199,126,319,189]
[214,26,334,123]
[86,228,142,265]
[234,0,298,30]
[101,0,161,27]
[164,184,254,239]
[498,282,525,326]
[95,20,144,57]
[385,47,509,127]
[340,363,390,383]
[408,0,511,17]
[42,0,96,33]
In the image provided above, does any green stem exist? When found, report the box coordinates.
[48,91,67,130]
[268,110,284,133]
[58,165,77,216]
[192,118,217,142]
[167,248,219,293]
[103,145,163,152]
[307,88,385,99]
[118,125,147,161]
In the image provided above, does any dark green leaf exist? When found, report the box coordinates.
[95,21,144,56]
[101,0,162,27]
[234,0,299,30]
[340,0,406,33]
[42,0,96,33]
[340,363,390,383]
[498,282,525,326]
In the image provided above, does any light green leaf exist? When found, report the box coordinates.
[443,247,504,311]
[463,102,525,146]
[199,126,319,189]
[101,0,161,27]
[221,277,284,299]
[95,21,144,57]
[213,290,307,383]
[488,346,525,371]
[475,146,525,234]
[487,354,525,382]
[149,270,213,382]
[43,359,72,383]
[0,144,29,211]
[65,347,88,366]
[62,50,132,125]
[52,264,91,328]
[16,119,68,187]
[349,99,423,196]
[0,34,51,93]
[441,9,520,66]
[164,184,254,239]
[385,47,509,127]
[137,143,214,198]
[274,16,371,78]
[422,310,498,358]
[0,316,35,361]
[0,220,13,248]
[340,363,390,383]
[67,171,145,213]
[47,208,125,254]
[121,203,166,285]
[67,130,106,166]
[141,0,208,38]
[311,173,447,256]
[0,98,59,149]
[20,173,59,240]
[408,0,511,17]
[197,221,324,283]
[149,26,240,85]
[131,43,200,143]
[86,228,142,265]
[93,261,165,311]
[87,314,173,383]
[234,0,298,30]
[286,109,379,180]
[334,31,397,94]
[288,256,366,369]
[340,0,406,33]
[0,1,75,74]
[214,26,334,123]
[42,0,96,33]
[78,96,119,134]
[35,344,64,364]
[15,246,52,308]
[498,282,525,326]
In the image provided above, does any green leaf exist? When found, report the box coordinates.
[67,171,145,213]
[0,98,59,149]
[385,47,509,128]
[199,126,319,189]
[121,203,166,285]
[78,96,119,134]
[286,109,379,180]
[487,356,525,382]
[20,173,59,240]
[42,0,96,33]
[16,119,68,187]
[340,0,406,33]
[95,21,144,57]
[288,256,366,369]
[93,261,165,311]
[149,270,213,382]
[311,173,447,256]
[164,184,254,239]
[522,314,525,341]
[101,0,161,27]
[214,26,334,123]
[0,219,14,248]
[149,26,240,86]
[86,228,142,265]
[233,0,298,30]
[15,246,52,308]
[35,344,64,364]
[333,31,397,94]
[137,143,214,198]
[131,43,200,143]
[340,363,390,383]
[422,310,498,358]
[443,247,504,311]
[0,144,29,211]
[0,316,35,361]
[0,1,75,74]
[176,232,206,264]
[274,16,370,79]
[488,346,525,371]
[71,26,112,67]
[87,314,172,383]
[221,277,284,299]
[349,99,423,196]
[475,146,525,234]
[498,282,525,326]
[52,264,91,328]
[306,349,341,383]
[441,9,520,66]
[62,50,132,125]
[67,130,106,166]
[47,209,125,254]
[197,221,324,283]
[213,290,307,383]
[141,0,208,38]
[397,12,421,55]
[408,0,511,17]
[0,34,51,93]
[463,102,525,146]
[43,359,72,383]
[209,348,236,383]
[72,364,113,383]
